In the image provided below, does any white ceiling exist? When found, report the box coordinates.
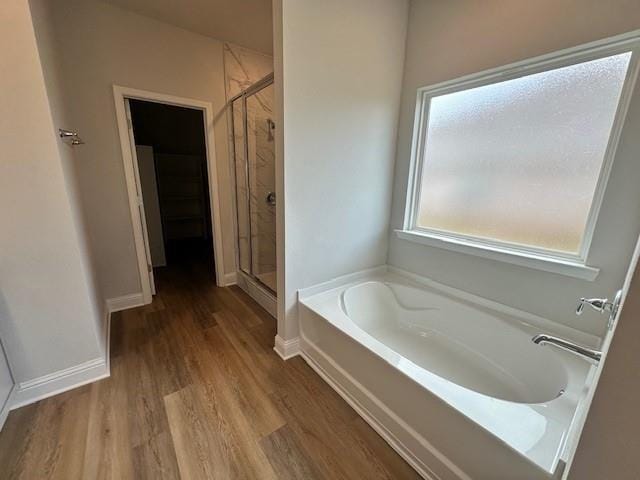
[102,0,273,54]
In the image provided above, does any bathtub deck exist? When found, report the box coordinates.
[0,261,419,479]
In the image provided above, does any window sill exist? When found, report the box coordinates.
[395,229,600,281]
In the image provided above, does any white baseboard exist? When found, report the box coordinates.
[273,335,300,360]
[299,335,468,480]
[237,271,277,317]
[106,292,145,312]
[11,357,109,410]
[0,384,17,430]
[102,301,112,378]
[299,347,438,480]
[221,271,238,286]
[7,305,114,413]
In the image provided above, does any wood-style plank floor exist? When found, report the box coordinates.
[0,258,420,479]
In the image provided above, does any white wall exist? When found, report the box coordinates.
[388,0,640,338]
[29,0,263,300]
[104,0,274,55]
[568,245,640,478]
[278,0,409,339]
[0,0,103,382]
[29,0,107,350]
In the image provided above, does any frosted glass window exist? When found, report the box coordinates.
[414,52,632,256]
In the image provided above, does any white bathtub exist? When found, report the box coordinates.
[298,266,599,480]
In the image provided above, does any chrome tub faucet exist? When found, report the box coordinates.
[532,289,623,363]
[532,334,601,363]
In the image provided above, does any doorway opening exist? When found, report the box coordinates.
[113,86,226,303]
[128,100,214,293]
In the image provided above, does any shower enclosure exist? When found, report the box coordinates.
[231,73,277,295]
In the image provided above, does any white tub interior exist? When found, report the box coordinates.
[299,266,599,476]
[343,281,569,404]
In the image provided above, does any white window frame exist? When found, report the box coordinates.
[398,31,640,281]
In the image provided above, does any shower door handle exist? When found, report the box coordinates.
[266,192,276,206]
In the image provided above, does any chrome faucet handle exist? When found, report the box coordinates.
[576,290,623,330]
[576,297,610,315]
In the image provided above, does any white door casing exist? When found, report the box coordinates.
[113,85,228,305]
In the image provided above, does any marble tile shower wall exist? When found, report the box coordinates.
[247,86,276,281]
[223,43,273,98]
[223,43,276,290]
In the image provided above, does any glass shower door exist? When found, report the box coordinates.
[232,98,251,274]
[232,79,277,294]
[246,84,276,292]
